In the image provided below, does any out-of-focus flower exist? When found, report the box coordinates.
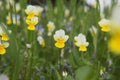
[89,26,97,37]
[74,33,89,51]
[26,16,38,30]
[0,74,9,80]
[12,14,20,25]
[0,42,9,55]
[85,0,97,8]
[47,21,55,36]
[25,5,43,19]
[36,24,44,35]
[53,29,69,48]
[6,13,12,25]
[37,36,45,47]
[15,3,21,13]
[64,8,70,17]
[69,16,75,22]
[0,28,9,41]
[26,43,31,48]
[109,34,120,54]
[99,0,112,18]
[0,1,2,7]
[98,19,111,32]
[62,71,68,77]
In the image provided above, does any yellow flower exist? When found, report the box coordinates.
[54,29,69,48]
[26,17,38,30]
[6,13,12,25]
[108,34,120,54]
[98,19,111,32]
[74,33,89,51]
[1,33,9,41]
[37,36,45,47]
[47,21,55,36]
[0,44,6,55]
[25,5,43,19]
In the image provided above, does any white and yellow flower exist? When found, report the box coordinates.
[37,36,45,47]
[25,5,43,19]
[26,16,38,30]
[47,21,55,36]
[98,18,111,32]
[74,33,89,51]
[53,29,69,48]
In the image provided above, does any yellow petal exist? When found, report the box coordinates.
[79,45,87,51]
[55,41,65,48]
[0,45,6,55]
[108,35,120,54]
[101,25,111,32]
[28,25,35,30]
[1,33,9,41]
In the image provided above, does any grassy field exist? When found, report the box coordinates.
[0,0,120,80]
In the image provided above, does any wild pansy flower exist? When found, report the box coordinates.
[47,21,55,36]
[6,13,12,25]
[26,16,38,30]
[37,36,45,47]
[64,8,70,17]
[74,33,89,51]
[86,0,97,8]
[12,14,20,25]
[36,24,44,35]
[25,5,43,19]
[0,27,9,55]
[98,19,111,32]
[15,3,21,13]
[0,28,9,41]
[108,6,120,54]
[53,29,69,48]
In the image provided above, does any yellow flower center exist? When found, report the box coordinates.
[0,45,6,55]
[79,45,87,51]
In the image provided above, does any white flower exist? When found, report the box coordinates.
[53,29,69,48]
[64,9,70,17]
[26,43,31,48]
[0,74,9,80]
[85,0,97,8]
[25,5,43,17]
[74,33,89,51]
[37,36,45,47]
[15,3,21,12]
[99,0,112,18]
[98,18,111,32]
[47,21,55,36]
[54,29,69,42]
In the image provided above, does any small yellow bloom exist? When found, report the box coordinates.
[1,33,9,41]
[26,17,38,30]
[0,44,6,55]
[98,19,111,32]
[108,34,120,54]
[54,29,69,48]
[25,5,43,19]
[74,33,89,51]
[6,13,12,25]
